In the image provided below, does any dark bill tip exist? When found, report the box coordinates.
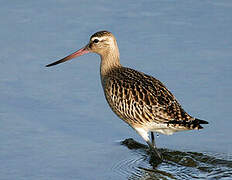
[46,58,67,67]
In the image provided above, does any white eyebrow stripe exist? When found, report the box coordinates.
[91,37,106,41]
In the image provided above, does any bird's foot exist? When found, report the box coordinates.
[148,147,163,167]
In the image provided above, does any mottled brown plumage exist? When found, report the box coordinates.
[46,30,208,160]
[103,67,195,127]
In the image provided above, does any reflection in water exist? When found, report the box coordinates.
[112,139,232,179]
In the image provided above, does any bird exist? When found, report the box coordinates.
[46,30,208,160]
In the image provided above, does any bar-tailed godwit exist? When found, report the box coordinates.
[46,31,208,160]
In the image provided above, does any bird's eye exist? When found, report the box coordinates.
[93,39,99,43]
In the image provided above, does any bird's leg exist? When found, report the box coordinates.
[151,132,155,147]
[150,132,162,158]
[147,132,162,160]
[146,139,162,160]
[134,128,162,160]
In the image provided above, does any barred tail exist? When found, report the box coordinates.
[167,118,208,130]
[193,118,209,129]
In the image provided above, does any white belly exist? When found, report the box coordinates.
[145,122,188,135]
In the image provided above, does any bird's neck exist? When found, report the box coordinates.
[100,47,121,77]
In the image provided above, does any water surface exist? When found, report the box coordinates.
[0,0,232,179]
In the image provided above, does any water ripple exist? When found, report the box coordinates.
[112,138,232,179]
[112,153,146,179]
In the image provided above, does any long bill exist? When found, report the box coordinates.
[46,47,89,67]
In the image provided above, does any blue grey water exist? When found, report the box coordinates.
[0,0,232,179]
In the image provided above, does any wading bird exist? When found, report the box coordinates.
[46,31,208,160]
